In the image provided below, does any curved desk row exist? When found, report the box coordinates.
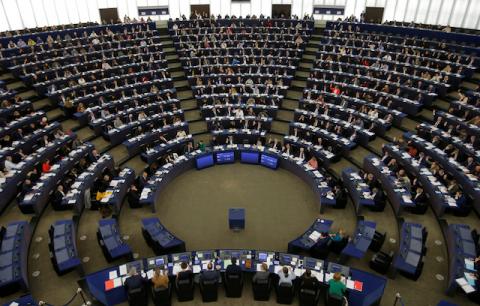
[97,219,132,262]
[393,222,426,279]
[62,154,115,214]
[82,248,386,306]
[140,134,193,165]
[403,132,480,214]
[342,168,375,215]
[0,221,31,297]
[101,168,136,215]
[141,217,186,256]
[445,223,478,297]
[0,133,75,213]
[19,142,94,215]
[139,144,336,213]
[48,219,82,275]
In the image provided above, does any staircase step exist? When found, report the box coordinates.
[163,47,175,53]
[46,108,64,121]
[291,80,307,88]
[276,109,294,122]
[121,155,147,174]
[91,136,110,153]
[171,71,185,78]
[61,119,80,132]
[184,109,202,121]
[106,145,129,164]
[347,146,372,168]
[180,99,198,110]
[76,126,95,141]
[188,121,208,134]
[174,80,189,88]
[286,90,302,100]
[33,98,52,111]
[168,62,182,69]
[178,90,193,100]
[193,134,212,146]
[299,62,313,69]
[0,72,13,80]
[166,55,179,61]
[270,121,289,135]
[295,71,309,78]
[462,81,478,90]
[302,54,317,61]
[6,81,25,90]
[17,90,37,100]
[282,99,299,110]
[433,99,450,111]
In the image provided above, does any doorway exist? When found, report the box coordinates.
[364,7,384,24]
[190,5,210,18]
[99,8,119,24]
[272,4,291,18]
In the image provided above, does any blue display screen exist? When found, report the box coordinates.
[215,151,235,164]
[260,154,279,169]
[196,154,214,169]
[258,253,267,261]
[155,258,164,265]
[240,151,259,164]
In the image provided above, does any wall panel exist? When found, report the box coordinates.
[0,0,479,31]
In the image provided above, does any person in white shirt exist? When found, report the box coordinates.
[176,129,187,138]
[277,266,296,285]
[4,156,19,171]
[234,108,244,118]
[113,117,123,128]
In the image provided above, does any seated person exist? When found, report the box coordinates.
[124,267,148,304]
[253,263,270,283]
[226,257,242,274]
[200,262,220,283]
[300,268,319,291]
[151,266,169,290]
[127,184,141,208]
[328,272,347,299]
[52,185,66,209]
[176,262,193,282]
[277,266,296,286]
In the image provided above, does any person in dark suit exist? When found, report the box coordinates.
[52,185,66,210]
[334,185,347,208]
[20,179,33,199]
[200,262,220,283]
[372,187,386,211]
[127,184,141,208]
[299,269,319,291]
[454,189,467,209]
[177,262,193,282]
[226,258,242,274]
[124,267,147,305]
[137,171,148,190]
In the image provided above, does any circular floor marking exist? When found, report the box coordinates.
[33,253,40,260]
[123,235,130,240]
[83,257,90,263]
[434,240,442,246]
[436,256,444,262]
[389,238,396,244]
[80,235,87,241]
[133,253,139,259]
[35,236,43,243]
[435,274,444,281]
[32,271,40,277]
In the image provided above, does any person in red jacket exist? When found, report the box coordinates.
[42,159,51,173]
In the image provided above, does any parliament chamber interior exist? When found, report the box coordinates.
[0,0,480,305]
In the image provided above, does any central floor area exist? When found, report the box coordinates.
[153,163,321,251]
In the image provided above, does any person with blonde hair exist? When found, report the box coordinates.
[253,262,270,282]
[151,266,169,289]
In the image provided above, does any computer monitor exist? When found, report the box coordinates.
[215,151,235,164]
[303,257,324,270]
[219,249,251,260]
[260,153,279,169]
[196,250,216,260]
[240,151,259,164]
[146,255,168,269]
[258,252,268,261]
[171,252,191,263]
[327,262,350,276]
[278,253,299,266]
[196,153,214,169]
